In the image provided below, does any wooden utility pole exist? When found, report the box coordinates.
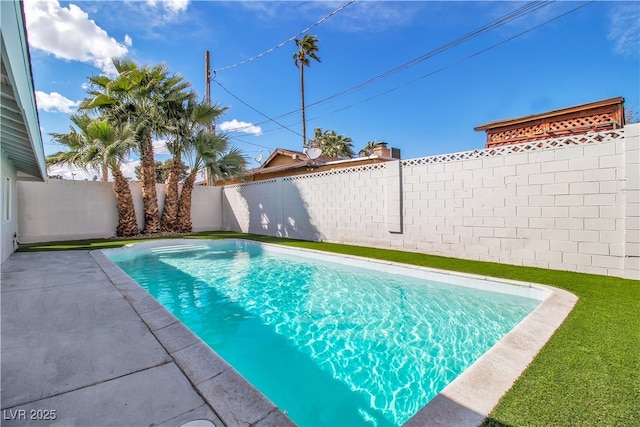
[205,51,215,135]
[205,51,213,185]
[205,50,212,129]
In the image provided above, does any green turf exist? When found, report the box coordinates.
[15,231,640,426]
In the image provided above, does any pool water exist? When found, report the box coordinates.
[106,240,542,426]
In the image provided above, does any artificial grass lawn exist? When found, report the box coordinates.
[16,231,640,426]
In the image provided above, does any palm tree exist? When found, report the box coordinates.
[177,131,247,233]
[134,159,188,183]
[293,34,321,149]
[47,115,139,237]
[161,98,227,232]
[360,140,381,157]
[314,127,355,159]
[81,58,193,234]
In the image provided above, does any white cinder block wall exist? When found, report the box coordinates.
[222,164,389,243]
[399,140,626,276]
[14,126,639,279]
[624,124,640,276]
[18,180,223,243]
[223,125,639,279]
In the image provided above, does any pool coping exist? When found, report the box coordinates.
[93,238,578,427]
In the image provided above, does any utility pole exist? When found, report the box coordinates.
[205,52,210,103]
[205,51,213,185]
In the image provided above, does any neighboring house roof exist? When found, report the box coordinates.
[217,146,399,185]
[474,97,625,148]
[253,148,340,173]
[0,0,46,181]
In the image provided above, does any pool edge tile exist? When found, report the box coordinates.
[171,341,229,386]
[196,369,295,427]
[140,306,181,331]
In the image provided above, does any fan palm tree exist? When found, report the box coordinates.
[293,34,321,149]
[80,58,193,234]
[360,140,381,157]
[47,115,139,237]
[161,98,227,232]
[314,128,355,159]
[177,131,247,233]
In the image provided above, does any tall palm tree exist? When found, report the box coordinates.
[81,58,193,234]
[314,127,355,159]
[161,98,227,232]
[177,131,246,233]
[47,115,139,237]
[293,34,320,149]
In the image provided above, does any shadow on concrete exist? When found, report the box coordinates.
[404,393,489,427]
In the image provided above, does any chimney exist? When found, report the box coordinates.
[373,142,401,159]
[372,142,390,158]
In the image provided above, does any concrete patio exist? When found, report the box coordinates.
[0,250,293,427]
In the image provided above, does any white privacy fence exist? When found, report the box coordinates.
[16,124,639,279]
[222,125,638,279]
[18,181,223,243]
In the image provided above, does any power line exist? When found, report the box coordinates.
[213,0,356,72]
[232,0,556,132]
[311,0,597,121]
[213,79,303,138]
[213,1,593,139]
[304,0,554,112]
[226,135,276,151]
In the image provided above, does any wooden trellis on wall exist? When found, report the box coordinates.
[475,97,626,148]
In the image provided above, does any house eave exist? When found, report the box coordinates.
[0,0,47,182]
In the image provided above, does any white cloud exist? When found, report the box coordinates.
[120,160,141,181]
[47,163,99,181]
[47,160,140,181]
[35,91,80,114]
[219,119,262,136]
[124,34,133,47]
[239,1,422,33]
[608,3,640,58]
[23,0,129,74]
[157,0,189,14]
[153,138,171,155]
[143,0,190,22]
[333,1,422,32]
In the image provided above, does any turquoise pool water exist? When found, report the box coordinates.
[106,240,542,426]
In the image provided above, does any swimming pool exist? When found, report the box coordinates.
[104,239,548,426]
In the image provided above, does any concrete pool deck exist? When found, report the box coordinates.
[1,247,577,426]
[1,250,292,427]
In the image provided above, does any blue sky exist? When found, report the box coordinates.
[24,0,639,178]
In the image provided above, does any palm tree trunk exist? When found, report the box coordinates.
[176,171,196,233]
[160,156,181,231]
[102,163,109,182]
[112,167,139,237]
[140,132,160,234]
[300,65,306,148]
